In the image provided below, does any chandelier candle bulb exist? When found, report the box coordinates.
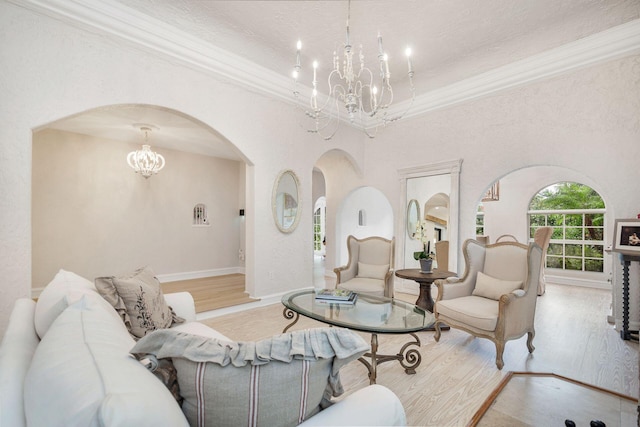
[406,47,413,74]
[312,60,317,84]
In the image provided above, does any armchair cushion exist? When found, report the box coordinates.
[357,262,390,280]
[472,272,522,301]
[436,296,499,331]
[132,328,369,427]
[337,278,386,296]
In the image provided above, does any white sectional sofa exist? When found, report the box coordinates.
[0,269,407,427]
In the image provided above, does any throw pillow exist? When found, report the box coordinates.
[357,262,389,280]
[95,266,183,339]
[472,271,523,300]
[34,269,98,339]
[131,328,369,427]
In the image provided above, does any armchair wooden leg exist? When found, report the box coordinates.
[434,322,442,342]
[527,330,535,353]
[495,341,505,370]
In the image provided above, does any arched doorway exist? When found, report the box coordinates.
[31,104,252,295]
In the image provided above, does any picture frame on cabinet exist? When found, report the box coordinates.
[612,218,640,254]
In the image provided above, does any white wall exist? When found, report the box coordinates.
[32,129,242,289]
[481,166,605,245]
[1,1,639,336]
[362,54,639,277]
[0,2,366,335]
[335,186,394,266]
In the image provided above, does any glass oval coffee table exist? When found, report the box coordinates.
[281,289,435,384]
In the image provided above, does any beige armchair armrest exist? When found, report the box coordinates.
[334,264,357,284]
[435,276,472,302]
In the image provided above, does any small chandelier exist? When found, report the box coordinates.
[127,126,165,179]
[293,0,416,140]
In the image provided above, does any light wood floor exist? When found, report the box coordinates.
[161,274,258,312]
[176,278,638,426]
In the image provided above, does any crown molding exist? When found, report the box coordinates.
[12,0,640,120]
[388,18,640,120]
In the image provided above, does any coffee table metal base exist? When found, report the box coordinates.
[282,307,422,385]
[282,307,300,332]
[358,332,421,385]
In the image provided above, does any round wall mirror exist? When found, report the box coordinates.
[407,199,420,239]
[272,169,301,233]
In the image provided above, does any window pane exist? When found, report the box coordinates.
[551,228,563,239]
[585,227,603,241]
[565,214,583,226]
[547,256,563,269]
[585,259,604,272]
[565,227,583,240]
[548,214,564,226]
[530,227,536,239]
[476,215,484,226]
[566,244,583,257]
[530,214,546,226]
[476,227,484,235]
[584,244,604,258]
[548,243,563,255]
[565,258,583,270]
[586,213,604,227]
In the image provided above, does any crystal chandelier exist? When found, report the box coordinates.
[127,126,165,179]
[293,0,416,140]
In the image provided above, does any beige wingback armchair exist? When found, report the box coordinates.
[433,239,543,369]
[335,235,395,298]
[533,226,553,296]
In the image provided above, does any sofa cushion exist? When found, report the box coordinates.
[472,271,523,301]
[95,266,183,339]
[34,269,97,339]
[357,262,389,280]
[436,295,499,331]
[0,299,39,427]
[24,295,189,427]
[131,328,369,427]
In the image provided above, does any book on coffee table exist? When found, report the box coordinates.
[315,292,358,305]
[315,288,354,301]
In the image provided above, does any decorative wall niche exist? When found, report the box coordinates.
[193,203,209,226]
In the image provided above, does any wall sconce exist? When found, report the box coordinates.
[239,209,245,216]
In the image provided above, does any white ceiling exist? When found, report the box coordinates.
[45,0,639,160]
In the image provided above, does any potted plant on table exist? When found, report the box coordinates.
[413,221,434,273]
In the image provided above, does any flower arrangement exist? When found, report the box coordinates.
[413,220,434,261]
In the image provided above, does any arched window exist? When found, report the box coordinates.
[528,182,605,272]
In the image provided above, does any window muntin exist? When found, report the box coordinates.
[529,210,605,273]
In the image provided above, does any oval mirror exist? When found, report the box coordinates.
[272,169,301,233]
[407,199,420,239]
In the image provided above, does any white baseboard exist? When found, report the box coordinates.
[31,267,247,298]
[195,287,314,321]
[157,267,245,283]
[546,275,610,290]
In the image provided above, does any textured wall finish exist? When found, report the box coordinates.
[32,129,242,289]
[1,2,639,338]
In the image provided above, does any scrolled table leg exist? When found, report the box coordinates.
[282,307,300,333]
[398,333,422,374]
